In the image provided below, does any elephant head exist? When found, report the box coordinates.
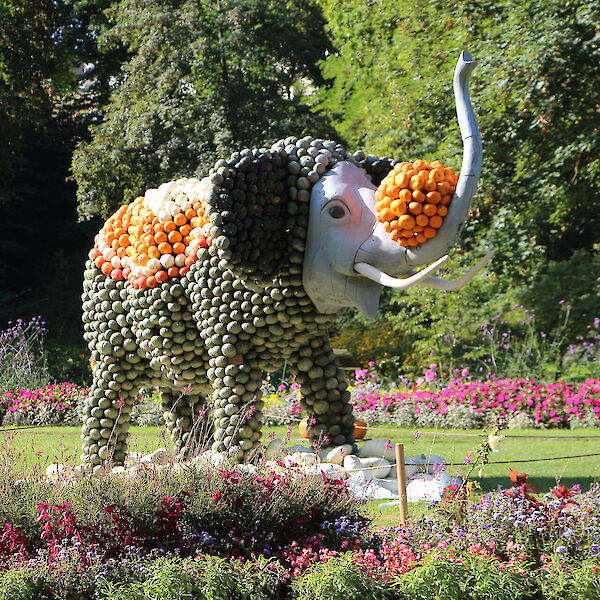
[303,50,492,318]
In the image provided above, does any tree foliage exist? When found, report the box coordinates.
[72,0,334,219]
[315,0,599,374]
[317,0,599,264]
[1,0,598,375]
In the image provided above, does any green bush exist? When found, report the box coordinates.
[292,554,390,600]
[392,553,536,600]
[94,556,286,600]
[0,567,49,600]
[539,561,600,600]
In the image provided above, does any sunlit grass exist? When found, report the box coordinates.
[1,423,598,528]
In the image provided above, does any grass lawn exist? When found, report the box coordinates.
[2,423,598,527]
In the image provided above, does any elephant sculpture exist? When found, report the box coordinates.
[80,51,488,472]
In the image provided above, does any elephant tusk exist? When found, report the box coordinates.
[411,251,495,291]
[354,255,449,288]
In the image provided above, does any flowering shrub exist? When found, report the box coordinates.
[0,383,87,427]
[351,374,600,429]
[0,460,368,575]
[369,480,600,574]
[0,459,597,598]
[0,317,50,396]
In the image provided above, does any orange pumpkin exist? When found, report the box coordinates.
[298,418,310,439]
[375,160,457,248]
[353,421,368,440]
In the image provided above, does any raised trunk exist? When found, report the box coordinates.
[405,50,482,267]
[354,50,482,276]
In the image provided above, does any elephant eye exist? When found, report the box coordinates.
[328,204,347,219]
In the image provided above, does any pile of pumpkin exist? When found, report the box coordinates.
[375,160,457,247]
[89,178,213,289]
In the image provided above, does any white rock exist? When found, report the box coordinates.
[359,457,391,478]
[125,452,143,465]
[284,452,319,467]
[110,466,127,476]
[263,439,284,460]
[318,444,352,465]
[285,444,315,454]
[423,454,447,474]
[140,448,170,465]
[46,463,73,482]
[358,439,396,461]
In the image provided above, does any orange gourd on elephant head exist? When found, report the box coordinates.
[375,160,457,247]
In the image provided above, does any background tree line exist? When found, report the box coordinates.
[0,0,598,382]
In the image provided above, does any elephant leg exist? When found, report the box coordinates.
[81,369,143,473]
[209,357,265,462]
[289,336,356,448]
[160,388,211,459]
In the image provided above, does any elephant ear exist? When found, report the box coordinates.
[203,137,350,285]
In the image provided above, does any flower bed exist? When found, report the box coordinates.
[3,371,599,431]
[261,371,600,430]
[352,377,600,429]
[0,383,87,427]
[0,464,597,598]
[0,460,367,573]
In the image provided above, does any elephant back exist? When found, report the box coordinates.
[88,136,397,290]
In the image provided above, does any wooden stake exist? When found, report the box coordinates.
[395,443,408,525]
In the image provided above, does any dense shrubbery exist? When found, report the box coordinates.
[0,459,367,571]
[0,457,597,598]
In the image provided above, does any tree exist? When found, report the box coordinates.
[72,0,334,219]
[317,0,599,264]
[0,0,105,341]
[315,0,599,375]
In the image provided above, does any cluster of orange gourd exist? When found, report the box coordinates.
[375,160,457,247]
[89,196,213,289]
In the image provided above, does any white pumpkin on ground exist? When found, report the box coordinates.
[358,457,391,478]
[303,463,346,483]
[125,452,143,465]
[263,438,284,460]
[343,455,390,479]
[284,452,320,467]
[191,449,227,468]
[318,444,353,465]
[46,463,79,482]
[285,444,315,454]
[140,447,170,465]
[357,439,396,461]
[423,454,447,474]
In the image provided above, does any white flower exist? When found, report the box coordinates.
[487,434,504,453]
